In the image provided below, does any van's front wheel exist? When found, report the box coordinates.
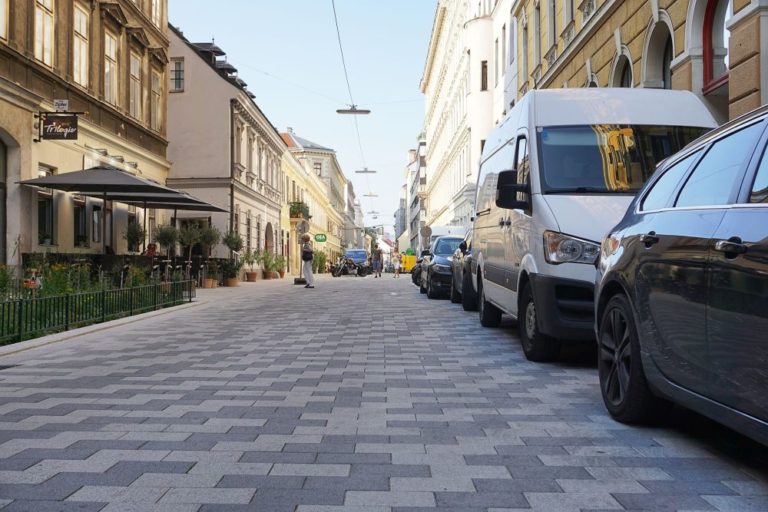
[519,282,561,362]
[478,275,501,327]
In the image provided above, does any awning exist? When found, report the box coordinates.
[19,166,226,253]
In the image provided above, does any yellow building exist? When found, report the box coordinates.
[511,0,766,123]
[1,0,171,265]
[280,131,345,275]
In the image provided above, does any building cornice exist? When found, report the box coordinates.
[420,4,447,92]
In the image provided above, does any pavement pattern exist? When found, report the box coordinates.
[0,274,767,512]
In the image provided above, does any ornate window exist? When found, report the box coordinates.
[73,5,89,86]
[150,69,162,130]
[34,0,54,66]
[129,53,142,119]
[104,32,118,105]
[703,0,732,94]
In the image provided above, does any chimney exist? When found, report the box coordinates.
[287,127,294,133]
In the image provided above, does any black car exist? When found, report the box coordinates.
[595,105,768,445]
[420,236,463,299]
[449,230,477,310]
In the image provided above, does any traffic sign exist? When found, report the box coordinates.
[314,234,327,243]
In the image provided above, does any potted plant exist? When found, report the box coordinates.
[242,249,261,282]
[199,225,221,257]
[223,230,244,254]
[203,259,219,288]
[221,258,243,287]
[154,225,178,260]
[274,254,287,278]
[178,224,201,264]
[123,223,145,254]
[261,250,275,280]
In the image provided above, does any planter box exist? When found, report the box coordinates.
[225,277,239,287]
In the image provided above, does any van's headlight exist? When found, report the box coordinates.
[543,231,600,265]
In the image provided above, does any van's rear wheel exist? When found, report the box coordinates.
[519,282,560,362]
[478,275,501,327]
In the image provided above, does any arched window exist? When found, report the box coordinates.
[703,0,732,94]
[662,35,673,89]
[612,54,633,87]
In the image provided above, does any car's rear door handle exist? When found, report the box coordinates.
[714,237,747,256]
[639,232,659,247]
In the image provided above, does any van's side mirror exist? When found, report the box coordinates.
[459,241,468,254]
[495,169,530,210]
[420,250,431,257]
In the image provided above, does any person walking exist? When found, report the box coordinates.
[372,244,383,278]
[393,252,401,278]
[301,233,315,289]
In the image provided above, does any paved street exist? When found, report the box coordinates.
[0,275,767,512]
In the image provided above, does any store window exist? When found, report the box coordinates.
[129,53,142,119]
[74,196,87,246]
[73,5,89,87]
[104,32,118,105]
[150,69,162,130]
[37,166,55,245]
[34,0,54,66]
[170,58,184,92]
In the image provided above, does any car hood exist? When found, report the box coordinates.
[541,194,634,243]
[431,255,452,265]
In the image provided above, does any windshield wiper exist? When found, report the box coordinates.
[546,187,632,194]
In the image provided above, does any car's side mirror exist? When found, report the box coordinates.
[420,250,431,257]
[459,241,467,254]
[495,169,530,210]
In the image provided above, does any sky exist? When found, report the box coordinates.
[168,0,437,235]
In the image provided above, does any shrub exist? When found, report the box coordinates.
[155,225,179,257]
[312,250,327,274]
[123,223,146,254]
[178,224,202,260]
[220,258,243,279]
[199,225,221,256]
[223,231,244,253]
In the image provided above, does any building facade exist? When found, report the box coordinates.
[407,136,427,252]
[280,129,346,264]
[344,181,364,250]
[279,143,339,276]
[1,0,171,265]
[167,26,284,260]
[420,0,517,233]
[511,0,767,123]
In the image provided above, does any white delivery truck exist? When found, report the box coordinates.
[471,88,717,362]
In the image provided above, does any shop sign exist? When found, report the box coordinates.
[314,234,327,243]
[41,113,78,140]
[53,99,69,111]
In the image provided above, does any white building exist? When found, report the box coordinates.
[420,0,518,231]
[167,26,285,259]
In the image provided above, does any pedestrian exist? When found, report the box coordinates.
[301,233,315,289]
[393,252,401,278]
[372,244,383,278]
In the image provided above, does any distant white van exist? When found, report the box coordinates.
[427,225,466,246]
[471,88,717,362]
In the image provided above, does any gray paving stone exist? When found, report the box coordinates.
[0,277,766,512]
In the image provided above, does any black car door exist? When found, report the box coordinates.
[707,129,768,421]
[633,121,765,395]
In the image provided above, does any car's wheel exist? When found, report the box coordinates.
[519,282,561,362]
[478,275,501,327]
[450,274,461,303]
[461,270,478,311]
[598,294,666,423]
[419,272,427,294]
[427,273,439,299]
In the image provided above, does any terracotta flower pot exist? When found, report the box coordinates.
[202,278,215,289]
[278,271,285,279]
[262,270,272,280]
[225,277,239,287]
[245,271,259,282]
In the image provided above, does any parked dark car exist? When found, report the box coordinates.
[595,105,768,445]
[449,230,477,310]
[420,236,463,299]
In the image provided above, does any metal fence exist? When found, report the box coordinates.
[0,280,195,345]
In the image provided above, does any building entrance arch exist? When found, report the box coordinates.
[265,222,274,254]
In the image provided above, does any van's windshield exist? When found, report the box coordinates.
[537,125,710,194]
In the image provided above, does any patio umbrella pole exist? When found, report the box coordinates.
[102,192,107,256]
[143,201,147,253]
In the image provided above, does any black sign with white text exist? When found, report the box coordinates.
[41,113,79,140]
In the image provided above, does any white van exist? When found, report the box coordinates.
[472,88,717,362]
[428,225,466,246]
